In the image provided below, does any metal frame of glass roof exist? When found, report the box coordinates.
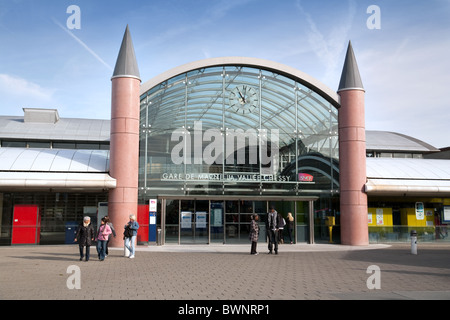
[140,58,339,157]
[138,57,340,196]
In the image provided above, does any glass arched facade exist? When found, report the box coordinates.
[139,62,340,244]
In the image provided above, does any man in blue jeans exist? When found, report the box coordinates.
[124,214,139,259]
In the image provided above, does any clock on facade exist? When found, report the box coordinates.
[229,85,258,114]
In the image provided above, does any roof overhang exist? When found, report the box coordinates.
[365,179,450,197]
[0,148,111,172]
[0,172,116,192]
[365,158,450,197]
[140,56,340,108]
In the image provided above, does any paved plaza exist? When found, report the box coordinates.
[1,242,450,301]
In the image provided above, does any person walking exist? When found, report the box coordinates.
[286,212,294,244]
[96,217,112,261]
[124,214,139,259]
[266,207,279,254]
[75,216,95,261]
[103,215,116,257]
[249,214,260,255]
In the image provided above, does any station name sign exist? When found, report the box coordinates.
[161,173,291,182]
[161,172,314,183]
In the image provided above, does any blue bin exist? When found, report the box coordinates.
[65,221,79,244]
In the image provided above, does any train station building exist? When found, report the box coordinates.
[1,27,449,246]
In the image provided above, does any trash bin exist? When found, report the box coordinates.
[65,221,78,244]
[157,228,162,246]
[410,230,417,255]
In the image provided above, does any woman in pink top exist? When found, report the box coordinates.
[96,217,112,261]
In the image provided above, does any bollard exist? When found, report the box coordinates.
[157,228,162,246]
[410,230,417,255]
[328,226,333,244]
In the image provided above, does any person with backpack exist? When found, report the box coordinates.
[124,214,139,259]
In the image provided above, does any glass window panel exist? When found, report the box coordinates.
[2,141,26,148]
[240,201,253,213]
[28,141,51,148]
[225,200,239,213]
[76,143,99,150]
[53,142,76,149]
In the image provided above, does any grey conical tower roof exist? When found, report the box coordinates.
[112,25,140,81]
[338,41,364,92]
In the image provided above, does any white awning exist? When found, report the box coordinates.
[0,148,110,172]
[0,148,115,191]
[0,172,116,191]
[365,179,450,196]
[366,158,450,196]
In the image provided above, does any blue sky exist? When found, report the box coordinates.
[0,0,449,148]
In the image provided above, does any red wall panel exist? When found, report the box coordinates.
[12,205,41,245]
[137,204,149,243]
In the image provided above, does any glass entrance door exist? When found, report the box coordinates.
[296,201,309,243]
[180,200,209,244]
[210,201,224,244]
[161,197,316,245]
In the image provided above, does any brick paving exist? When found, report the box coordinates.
[1,243,450,301]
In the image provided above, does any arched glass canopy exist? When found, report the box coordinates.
[139,58,340,197]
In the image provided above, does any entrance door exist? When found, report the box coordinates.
[180,200,209,244]
[161,197,316,245]
[296,201,309,243]
[210,201,224,243]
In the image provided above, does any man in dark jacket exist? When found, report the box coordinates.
[266,207,280,254]
[75,216,95,261]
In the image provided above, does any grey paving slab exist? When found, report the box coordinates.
[0,243,449,301]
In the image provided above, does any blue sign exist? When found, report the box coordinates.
[149,211,157,242]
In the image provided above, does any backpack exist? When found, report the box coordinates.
[279,215,286,228]
[123,225,133,238]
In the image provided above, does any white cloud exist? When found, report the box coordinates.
[295,0,356,85]
[0,74,55,102]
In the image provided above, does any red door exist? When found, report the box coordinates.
[137,204,149,244]
[11,205,41,245]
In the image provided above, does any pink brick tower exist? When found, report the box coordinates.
[337,42,368,245]
[109,26,141,247]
